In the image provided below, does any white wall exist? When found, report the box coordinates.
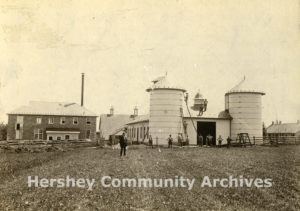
[228,93,263,139]
[184,118,230,145]
[127,122,149,143]
[149,89,184,145]
[46,133,79,141]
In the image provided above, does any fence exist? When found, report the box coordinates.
[0,139,101,152]
[253,136,300,146]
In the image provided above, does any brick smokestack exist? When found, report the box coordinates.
[81,73,84,106]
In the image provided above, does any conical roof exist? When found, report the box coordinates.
[226,77,265,95]
[146,75,186,92]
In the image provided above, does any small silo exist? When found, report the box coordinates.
[225,77,265,141]
[146,76,186,145]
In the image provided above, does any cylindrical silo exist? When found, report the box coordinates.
[146,76,186,145]
[226,78,265,142]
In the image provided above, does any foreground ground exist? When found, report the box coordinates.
[0,145,299,210]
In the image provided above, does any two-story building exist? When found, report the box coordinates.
[7,101,97,141]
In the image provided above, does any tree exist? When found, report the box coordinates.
[0,122,7,140]
[262,122,267,137]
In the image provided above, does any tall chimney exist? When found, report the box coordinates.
[110,106,114,116]
[81,73,84,106]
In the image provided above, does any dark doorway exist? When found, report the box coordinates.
[197,121,216,145]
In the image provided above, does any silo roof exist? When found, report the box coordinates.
[146,75,186,92]
[226,77,265,95]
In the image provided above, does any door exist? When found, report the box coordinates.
[137,128,139,142]
[16,116,24,139]
[197,121,216,145]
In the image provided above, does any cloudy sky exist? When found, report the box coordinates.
[0,0,299,126]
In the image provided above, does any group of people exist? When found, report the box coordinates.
[119,131,233,156]
[197,134,232,148]
[166,134,190,148]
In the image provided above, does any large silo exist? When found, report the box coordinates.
[146,76,186,145]
[226,77,265,141]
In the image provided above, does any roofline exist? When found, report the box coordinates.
[126,119,149,125]
[266,131,300,134]
[225,91,265,96]
[146,87,186,92]
[7,113,98,117]
[126,116,231,125]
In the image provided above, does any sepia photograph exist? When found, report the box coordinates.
[0,0,299,210]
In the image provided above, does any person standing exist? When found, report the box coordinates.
[119,132,127,156]
[168,134,173,148]
[149,135,153,148]
[206,134,213,146]
[217,135,223,147]
[178,133,183,147]
[198,134,203,146]
[227,136,231,148]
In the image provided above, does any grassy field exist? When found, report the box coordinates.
[0,145,299,210]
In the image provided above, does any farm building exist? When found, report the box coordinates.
[7,101,97,141]
[266,121,300,138]
[100,75,265,146]
[99,106,139,141]
[6,73,98,142]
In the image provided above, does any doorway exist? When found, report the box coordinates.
[15,116,24,139]
[197,121,216,145]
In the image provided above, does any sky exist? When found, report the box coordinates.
[0,0,299,126]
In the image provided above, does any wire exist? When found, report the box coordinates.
[184,98,198,135]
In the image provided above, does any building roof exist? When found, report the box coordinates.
[146,75,186,92]
[99,114,136,139]
[226,77,265,95]
[266,123,300,134]
[8,101,97,117]
[126,115,149,125]
[218,110,233,119]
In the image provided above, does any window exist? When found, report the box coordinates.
[140,127,143,138]
[86,118,91,125]
[34,129,43,140]
[86,130,91,139]
[16,123,20,130]
[65,135,70,140]
[73,117,78,125]
[60,117,65,124]
[36,117,42,124]
[48,117,54,124]
[48,136,53,141]
[57,136,61,141]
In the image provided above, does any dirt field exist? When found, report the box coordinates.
[0,145,299,210]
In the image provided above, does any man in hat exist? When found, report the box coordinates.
[119,132,127,156]
[168,134,173,148]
